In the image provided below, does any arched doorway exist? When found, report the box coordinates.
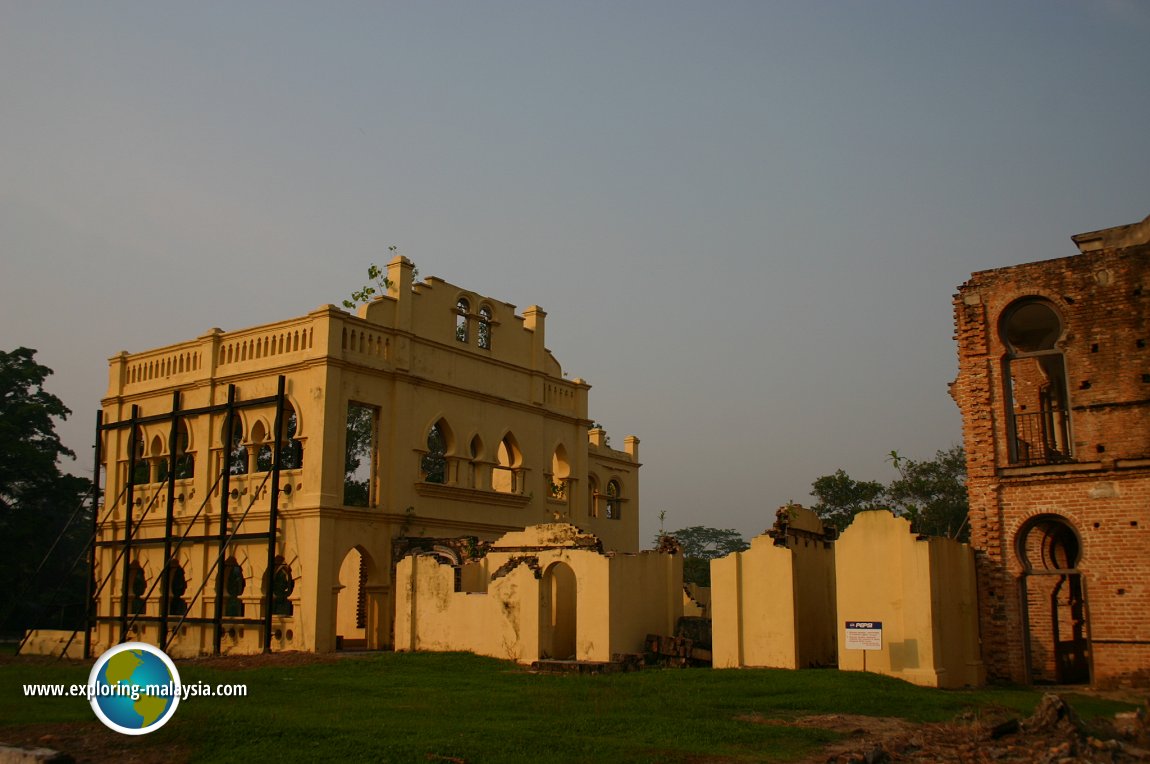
[1017,515,1090,684]
[540,562,577,660]
[335,547,373,651]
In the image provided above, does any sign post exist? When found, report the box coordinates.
[844,621,883,672]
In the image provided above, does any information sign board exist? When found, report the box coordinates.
[844,621,883,651]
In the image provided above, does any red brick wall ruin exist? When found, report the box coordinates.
[953,214,1150,687]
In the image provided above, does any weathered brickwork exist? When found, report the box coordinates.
[952,212,1150,687]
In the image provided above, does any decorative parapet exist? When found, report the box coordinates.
[109,303,584,417]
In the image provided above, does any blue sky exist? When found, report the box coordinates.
[2,1,1148,543]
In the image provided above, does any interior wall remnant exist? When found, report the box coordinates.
[393,523,682,664]
[711,505,837,670]
[835,510,984,688]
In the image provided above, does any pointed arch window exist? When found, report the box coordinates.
[253,421,274,472]
[268,556,295,616]
[222,559,246,617]
[455,298,470,343]
[279,404,303,470]
[226,419,248,475]
[550,445,570,500]
[422,421,448,484]
[1001,299,1072,466]
[493,434,522,494]
[477,306,493,350]
[173,421,194,479]
[605,480,622,520]
[166,563,189,617]
[130,428,150,485]
[127,563,148,615]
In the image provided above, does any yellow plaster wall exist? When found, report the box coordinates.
[92,259,641,658]
[683,584,710,618]
[394,524,681,664]
[711,506,836,670]
[835,510,984,688]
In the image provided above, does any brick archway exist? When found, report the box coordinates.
[1016,515,1090,684]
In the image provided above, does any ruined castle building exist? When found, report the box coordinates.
[952,212,1150,686]
[92,255,640,656]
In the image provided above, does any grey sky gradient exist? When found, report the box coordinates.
[3,1,1148,545]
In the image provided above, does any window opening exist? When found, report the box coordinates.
[128,563,147,615]
[173,421,194,479]
[422,422,448,484]
[550,445,570,500]
[1001,300,1072,466]
[222,559,245,617]
[279,405,303,469]
[167,563,188,616]
[477,306,492,349]
[131,428,150,485]
[252,421,273,472]
[226,419,247,475]
[456,298,470,343]
[343,403,376,506]
[269,556,295,616]
[606,480,621,520]
[493,434,521,493]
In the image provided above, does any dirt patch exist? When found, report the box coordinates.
[747,694,1150,763]
[0,722,190,764]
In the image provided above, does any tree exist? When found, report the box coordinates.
[808,445,968,540]
[341,246,419,309]
[0,348,90,635]
[809,469,887,531]
[657,526,749,586]
[887,446,968,541]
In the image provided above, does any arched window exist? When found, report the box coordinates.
[225,419,247,475]
[173,421,194,479]
[493,433,522,494]
[150,435,166,482]
[1000,299,1071,465]
[606,480,622,520]
[550,445,569,500]
[166,563,188,616]
[222,559,245,617]
[127,562,147,615]
[422,421,448,483]
[456,298,470,343]
[268,556,295,616]
[477,306,493,350]
[279,404,303,470]
[130,428,149,485]
[253,421,273,473]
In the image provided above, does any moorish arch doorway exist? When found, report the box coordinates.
[1017,515,1091,684]
[539,562,577,660]
[335,546,386,651]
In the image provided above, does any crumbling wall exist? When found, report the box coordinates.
[710,505,836,670]
[835,510,983,688]
[394,523,682,664]
[393,554,541,662]
[954,216,1150,686]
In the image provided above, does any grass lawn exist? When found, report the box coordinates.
[0,651,1134,763]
